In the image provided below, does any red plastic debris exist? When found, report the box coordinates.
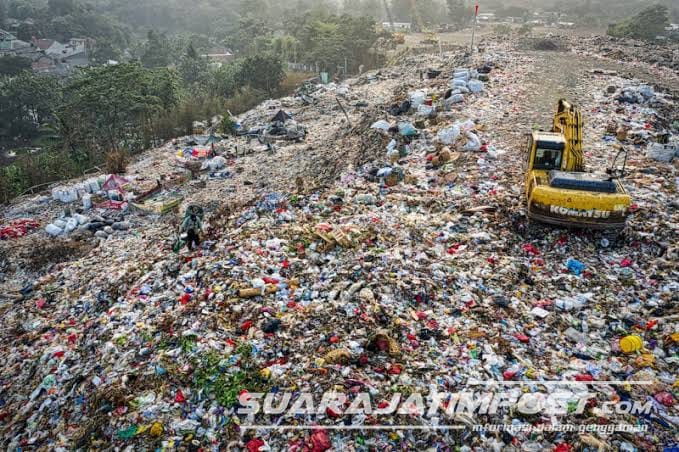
[522,243,540,255]
[447,243,462,254]
[0,218,40,240]
[655,391,674,406]
[175,389,186,403]
[620,257,633,267]
[246,438,265,452]
[514,333,530,343]
[325,407,341,418]
[309,428,331,452]
[575,374,594,382]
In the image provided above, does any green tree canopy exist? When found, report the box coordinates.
[57,63,180,151]
[608,4,670,40]
[0,55,32,76]
[0,72,61,138]
[237,54,285,96]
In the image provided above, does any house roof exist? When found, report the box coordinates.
[33,38,55,50]
[0,29,17,41]
[202,47,233,57]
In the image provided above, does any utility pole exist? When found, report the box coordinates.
[470,3,479,54]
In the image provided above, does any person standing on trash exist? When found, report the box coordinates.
[181,205,203,251]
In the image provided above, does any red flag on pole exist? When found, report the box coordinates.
[475,4,479,16]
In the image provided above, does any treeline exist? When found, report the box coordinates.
[0,54,291,202]
[608,4,672,40]
[0,7,384,202]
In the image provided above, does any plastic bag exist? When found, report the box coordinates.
[453,69,470,81]
[206,156,226,171]
[445,94,464,107]
[370,120,391,131]
[398,122,417,136]
[82,194,92,210]
[638,84,654,98]
[63,217,78,233]
[45,224,63,236]
[462,131,481,151]
[437,125,461,144]
[468,80,485,93]
[451,79,467,88]
[409,90,426,108]
[416,104,435,117]
[646,143,675,163]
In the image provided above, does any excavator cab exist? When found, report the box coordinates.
[524,100,632,230]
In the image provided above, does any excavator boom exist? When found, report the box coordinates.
[552,99,584,172]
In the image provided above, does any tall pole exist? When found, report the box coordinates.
[470,3,479,54]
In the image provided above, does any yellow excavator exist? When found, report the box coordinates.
[525,99,631,230]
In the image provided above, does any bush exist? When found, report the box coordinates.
[219,114,236,135]
[493,24,512,35]
[518,23,533,36]
[105,150,128,174]
[278,71,315,97]
[223,86,266,115]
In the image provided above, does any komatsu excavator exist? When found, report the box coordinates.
[525,99,631,230]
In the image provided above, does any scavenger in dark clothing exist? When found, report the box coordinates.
[181,213,202,250]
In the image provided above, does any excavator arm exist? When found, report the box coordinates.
[552,99,584,172]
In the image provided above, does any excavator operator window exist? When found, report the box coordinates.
[534,148,562,170]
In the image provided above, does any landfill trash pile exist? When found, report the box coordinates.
[0,36,677,451]
[569,35,679,72]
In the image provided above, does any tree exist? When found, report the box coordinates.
[237,54,285,96]
[178,42,210,87]
[362,0,382,19]
[141,30,172,68]
[0,0,7,28]
[0,73,62,139]
[186,42,198,60]
[0,55,32,76]
[230,15,273,56]
[8,0,36,21]
[447,0,470,29]
[48,0,79,16]
[608,4,670,40]
[209,61,242,98]
[390,0,412,23]
[90,40,122,64]
[337,15,378,71]
[57,63,179,153]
